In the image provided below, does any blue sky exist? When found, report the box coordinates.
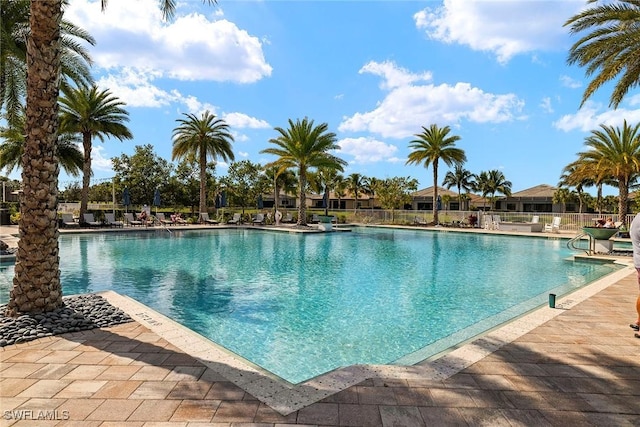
[15,0,640,195]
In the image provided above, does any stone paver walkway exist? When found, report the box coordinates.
[2,267,640,425]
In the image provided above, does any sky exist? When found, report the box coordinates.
[9,0,640,195]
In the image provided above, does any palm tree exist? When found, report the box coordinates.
[442,163,474,211]
[364,176,381,210]
[261,117,346,226]
[565,0,640,108]
[7,0,211,316]
[0,106,83,176]
[406,124,466,224]
[1,0,94,124]
[172,111,234,218]
[576,120,640,223]
[473,171,491,210]
[346,172,365,212]
[485,169,512,209]
[59,84,133,221]
[264,166,297,216]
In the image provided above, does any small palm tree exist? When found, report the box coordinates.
[406,124,466,224]
[442,163,474,210]
[485,169,512,209]
[364,176,381,210]
[576,120,640,223]
[565,0,640,108]
[172,111,235,217]
[261,118,346,226]
[59,84,133,220]
[347,172,365,212]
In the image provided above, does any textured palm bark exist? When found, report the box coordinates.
[7,0,63,316]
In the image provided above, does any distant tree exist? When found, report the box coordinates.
[442,163,474,210]
[346,173,365,212]
[552,187,576,213]
[264,167,297,214]
[474,169,512,210]
[376,176,418,222]
[221,160,265,214]
[407,124,465,224]
[111,144,172,207]
[59,84,133,220]
[261,117,346,226]
[172,111,234,218]
[364,176,381,210]
[565,0,640,108]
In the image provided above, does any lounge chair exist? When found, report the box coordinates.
[200,212,219,225]
[544,216,561,233]
[492,215,501,230]
[156,213,174,226]
[282,212,293,223]
[104,213,123,228]
[252,213,265,225]
[310,214,320,224]
[124,212,143,227]
[60,213,79,228]
[228,213,241,225]
[414,216,427,226]
[82,213,102,227]
[531,215,540,224]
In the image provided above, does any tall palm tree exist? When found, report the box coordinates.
[565,0,640,109]
[576,120,640,223]
[261,117,346,226]
[1,0,94,124]
[346,172,365,212]
[442,163,474,210]
[172,111,234,218]
[0,106,83,176]
[59,84,133,221]
[406,124,466,224]
[7,0,211,316]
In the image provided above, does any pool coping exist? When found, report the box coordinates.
[97,259,634,416]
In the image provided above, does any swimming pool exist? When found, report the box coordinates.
[0,227,620,383]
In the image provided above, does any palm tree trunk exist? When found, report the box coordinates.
[7,0,63,316]
[432,163,439,224]
[80,133,91,220]
[199,150,207,217]
[619,179,629,225]
[298,168,307,226]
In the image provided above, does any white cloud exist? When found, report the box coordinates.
[337,137,399,164]
[96,68,176,108]
[223,112,271,129]
[359,61,432,90]
[238,151,249,158]
[540,97,553,113]
[560,75,582,89]
[91,146,114,172]
[414,0,583,64]
[553,102,640,132]
[340,61,524,139]
[65,0,272,83]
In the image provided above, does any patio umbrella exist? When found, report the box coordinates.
[122,187,131,213]
[215,193,221,209]
[257,194,263,209]
[220,191,227,207]
[436,195,442,211]
[153,188,161,215]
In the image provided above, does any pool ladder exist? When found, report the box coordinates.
[567,232,591,255]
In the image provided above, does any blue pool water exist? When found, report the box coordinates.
[0,227,620,383]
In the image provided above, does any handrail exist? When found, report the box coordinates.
[567,232,590,255]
